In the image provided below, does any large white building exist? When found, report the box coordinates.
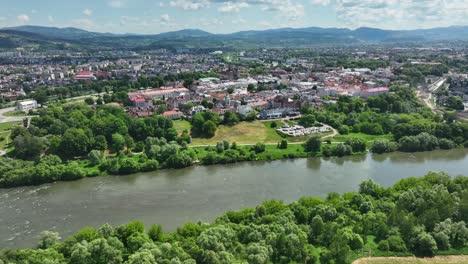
[17,100,38,112]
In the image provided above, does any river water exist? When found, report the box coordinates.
[1,149,467,249]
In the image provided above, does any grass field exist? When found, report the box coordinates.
[330,133,393,144]
[191,143,308,162]
[3,110,27,117]
[173,120,191,134]
[191,121,285,145]
[0,121,22,150]
[353,256,468,264]
[191,121,310,146]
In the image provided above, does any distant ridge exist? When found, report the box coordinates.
[1,25,468,50]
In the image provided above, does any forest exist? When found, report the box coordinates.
[0,172,467,264]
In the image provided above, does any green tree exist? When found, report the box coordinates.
[111,133,126,153]
[304,134,321,153]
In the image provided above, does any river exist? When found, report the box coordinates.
[1,149,468,249]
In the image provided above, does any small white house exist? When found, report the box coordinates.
[17,100,38,112]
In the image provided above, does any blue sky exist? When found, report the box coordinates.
[0,0,467,34]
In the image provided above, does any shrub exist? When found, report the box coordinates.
[279,140,288,149]
[438,138,455,150]
[252,143,266,153]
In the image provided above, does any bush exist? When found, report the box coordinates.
[252,143,266,153]
[345,137,366,152]
[371,139,397,154]
[338,125,350,135]
[438,138,455,150]
[279,140,288,149]
[322,145,333,157]
[270,121,278,128]
[304,134,321,153]
[332,143,352,157]
[377,240,390,251]
[465,141,468,148]
[141,159,159,172]
[118,158,140,174]
[387,235,407,252]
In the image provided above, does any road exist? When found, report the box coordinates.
[416,90,443,115]
[0,107,31,124]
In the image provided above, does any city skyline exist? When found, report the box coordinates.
[0,0,468,34]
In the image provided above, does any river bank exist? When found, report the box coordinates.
[1,148,467,249]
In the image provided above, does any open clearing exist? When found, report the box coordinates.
[191,121,282,145]
[0,121,21,149]
[190,121,309,145]
[353,256,468,264]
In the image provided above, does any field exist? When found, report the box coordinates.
[353,256,468,264]
[192,143,308,162]
[191,121,311,146]
[330,133,393,144]
[0,121,22,149]
[3,110,27,116]
[173,120,191,134]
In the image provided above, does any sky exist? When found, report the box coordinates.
[0,0,467,34]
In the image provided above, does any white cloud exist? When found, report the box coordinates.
[30,9,38,14]
[48,16,54,22]
[72,18,94,28]
[311,0,331,5]
[17,14,30,24]
[83,9,93,16]
[218,2,249,13]
[232,18,246,24]
[160,14,171,22]
[108,0,126,8]
[170,0,210,10]
[322,0,468,29]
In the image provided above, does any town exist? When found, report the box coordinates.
[2,45,467,126]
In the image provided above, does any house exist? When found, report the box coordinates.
[237,105,253,116]
[259,109,283,120]
[361,87,389,98]
[17,100,38,111]
[191,105,206,115]
[128,87,189,100]
[74,70,96,81]
[162,110,184,120]
[129,96,153,107]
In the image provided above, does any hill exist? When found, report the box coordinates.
[1,25,468,51]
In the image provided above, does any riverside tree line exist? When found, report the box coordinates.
[0,172,467,264]
[0,85,467,187]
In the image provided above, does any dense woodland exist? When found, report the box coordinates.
[1,85,468,188]
[0,172,467,264]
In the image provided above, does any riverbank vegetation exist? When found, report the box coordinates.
[1,172,467,264]
[1,84,468,187]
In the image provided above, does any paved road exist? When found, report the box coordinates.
[0,107,31,124]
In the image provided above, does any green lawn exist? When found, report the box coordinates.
[190,121,338,146]
[0,121,22,150]
[191,143,308,162]
[330,133,393,144]
[173,120,191,134]
[191,121,287,145]
[3,110,27,117]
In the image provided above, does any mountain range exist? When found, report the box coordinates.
[1,25,468,51]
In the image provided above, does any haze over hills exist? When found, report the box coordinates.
[1,25,468,51]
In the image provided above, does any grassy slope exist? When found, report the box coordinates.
[173,120,191,135]
[330,133,393,143]
[0,121,21,149]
